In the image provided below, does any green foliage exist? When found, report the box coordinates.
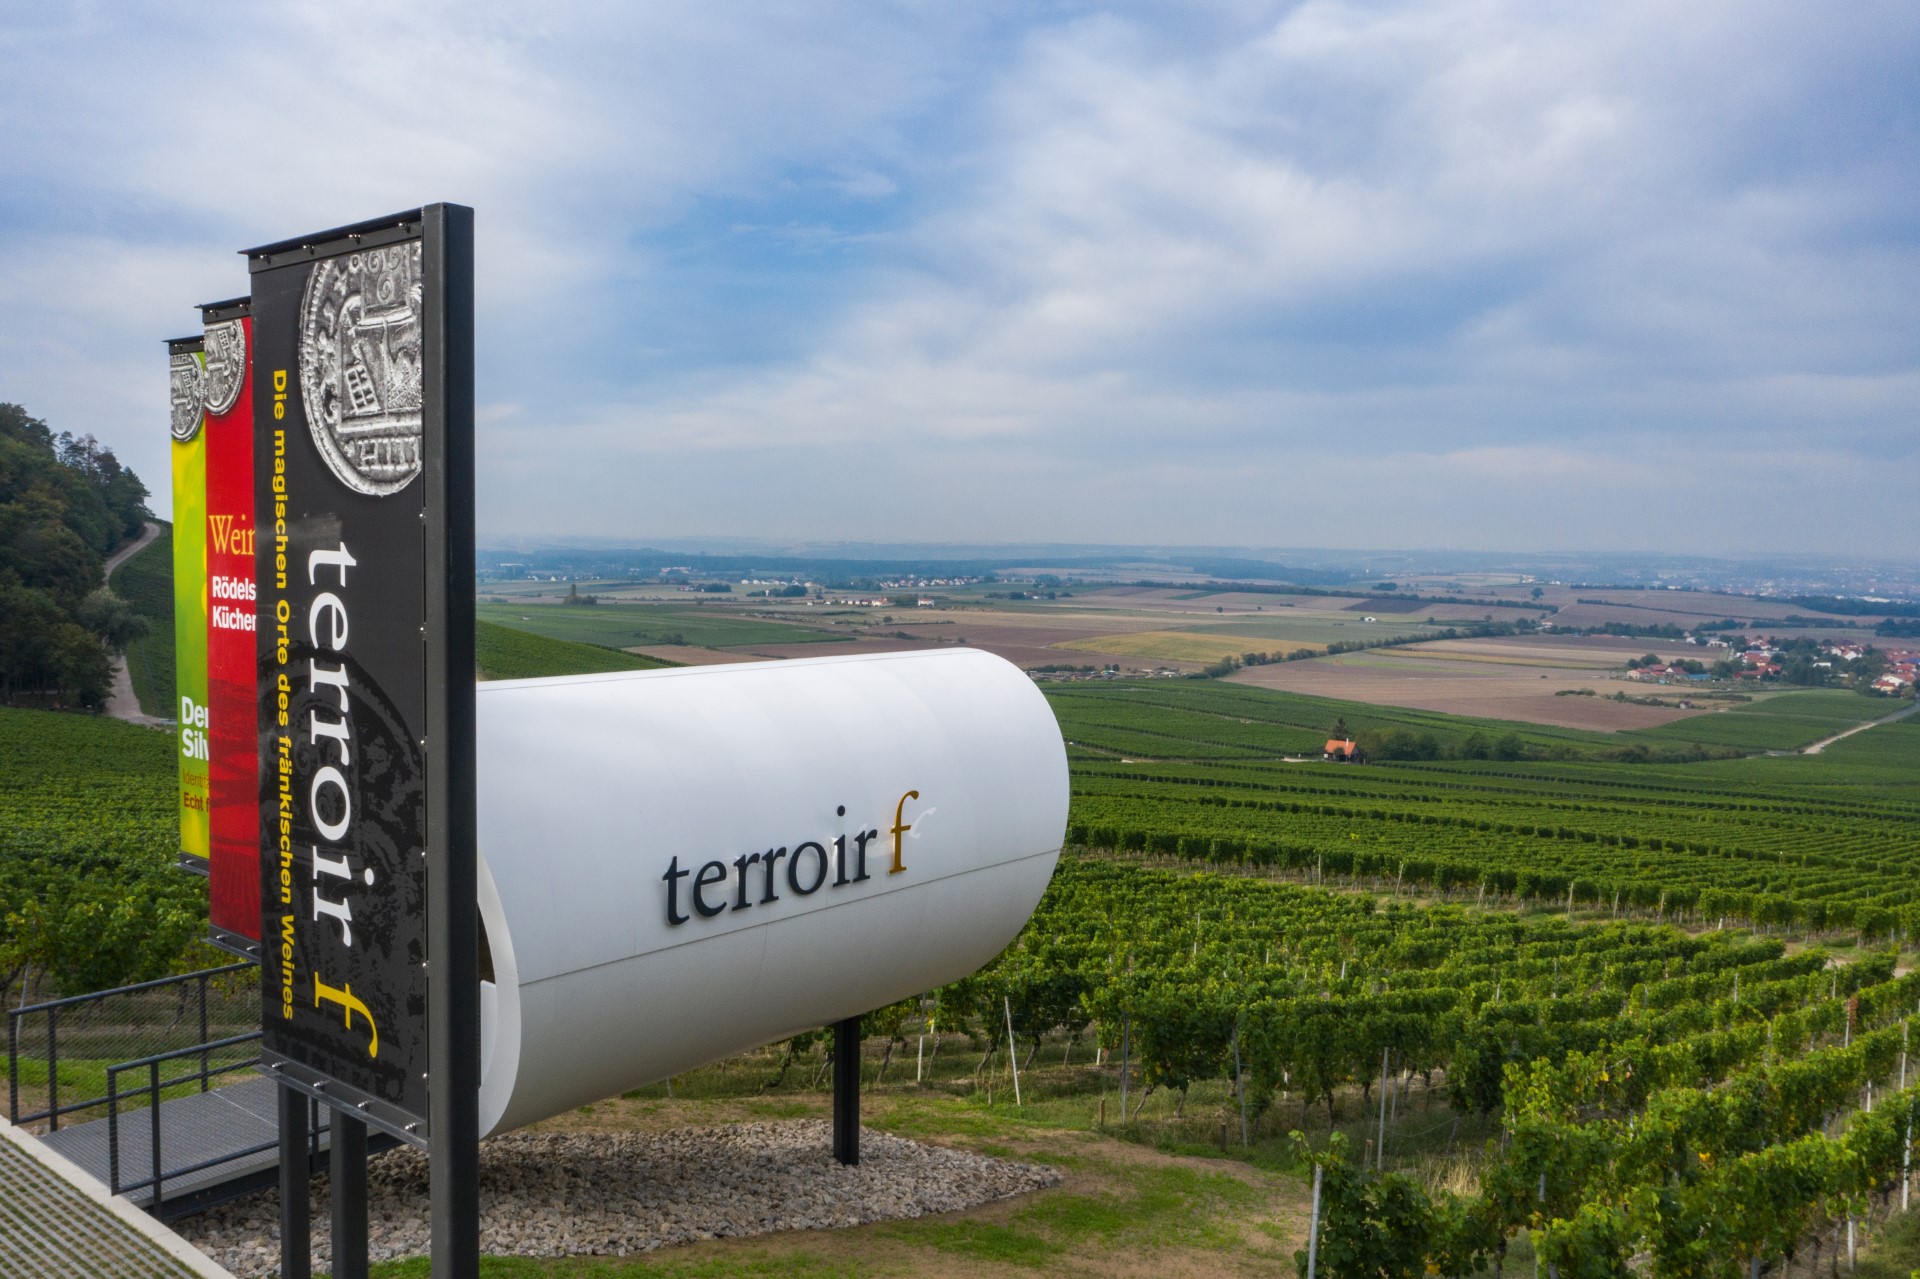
[76,586,148,652]
[475,620,677,680]
[0,403,150,708]
[1293,1135,1438,1278]
[973,856,1920,1272]
[0,706,207,997]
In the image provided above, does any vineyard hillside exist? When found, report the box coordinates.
[8,645,1920,1271]
[1630,689,1897,751]
[0,706,208,1001]
[1053,680,1920,939]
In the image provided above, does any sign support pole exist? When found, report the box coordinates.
[330,1112,368,1279]
[277,1085,310,1279]
[422,201,480,1279]
[833,1015,860,1165]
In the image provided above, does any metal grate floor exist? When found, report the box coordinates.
[38,1075,307,1212]
[0,1117,234,1279]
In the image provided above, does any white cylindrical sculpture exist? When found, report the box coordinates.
[473,646,1068,1137]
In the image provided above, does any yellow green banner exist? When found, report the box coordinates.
[169,339,209,866]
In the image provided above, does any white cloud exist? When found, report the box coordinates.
[1,0,1914,553]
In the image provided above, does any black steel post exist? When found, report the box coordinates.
[107,1070,120,1194]
[198,974,210,1093]
[149,1061,164,1217]
[331,1110,369,1279]
[46,1006,57,1130]
[278,1083,311,1279]
[833,1016,861,1165]
[423,200,480,1279]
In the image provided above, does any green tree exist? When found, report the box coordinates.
[76,587,149,653]
[0,403,150,708]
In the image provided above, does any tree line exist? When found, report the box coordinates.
[0,403,151,709]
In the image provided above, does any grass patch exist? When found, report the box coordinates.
[1857,1206,1920,1276]
[1629,689,1888,750]
[108,523,173,716]
[882,1219,1061,1267]
[476,620,677,680]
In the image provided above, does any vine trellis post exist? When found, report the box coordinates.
[1003,996,1021,1106]
[1304,1163,1322,1279]
[1232,1011,1248,1148]
[1376,1047,1391,1170]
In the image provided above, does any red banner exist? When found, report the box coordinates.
[203,305,259,946]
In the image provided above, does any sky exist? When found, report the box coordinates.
[2,1,1915,557]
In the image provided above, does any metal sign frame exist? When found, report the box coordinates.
[242,203,476,1279]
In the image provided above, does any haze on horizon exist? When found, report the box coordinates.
[2,2,1914,558]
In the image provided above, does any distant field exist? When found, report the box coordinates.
[1048,678,1624,763]
[1383,636,1665,670]
[1630,689,1891,751]
[475,620,677,680]
[1228,633,1707,730]
[109,524,173,717]
[1050,613,1458,664]
[476,601,838,650]
[1168,611,1451,646]
[1053,630,1300,663]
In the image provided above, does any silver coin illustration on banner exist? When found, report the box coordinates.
[298,242,425,496]
[202,319,247,417]
[169,351,203,442]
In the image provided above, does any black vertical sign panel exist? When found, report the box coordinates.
[251,213,441,1142]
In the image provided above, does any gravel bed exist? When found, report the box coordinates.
[177,1121,1060,1278]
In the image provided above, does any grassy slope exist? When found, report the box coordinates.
[1685,717,1920,800]
[476,620,678,680]
[1627,688,1893,751]
[108,522,173,717]
[477,600,838,650]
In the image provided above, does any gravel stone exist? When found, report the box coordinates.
[176,1121,1060,1278]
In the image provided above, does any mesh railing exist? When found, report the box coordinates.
[106,1034,276,1215]
[7,964,260,1134]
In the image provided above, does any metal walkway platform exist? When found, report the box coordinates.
[37,1076,328,1219]
[0,1115,235,1279]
